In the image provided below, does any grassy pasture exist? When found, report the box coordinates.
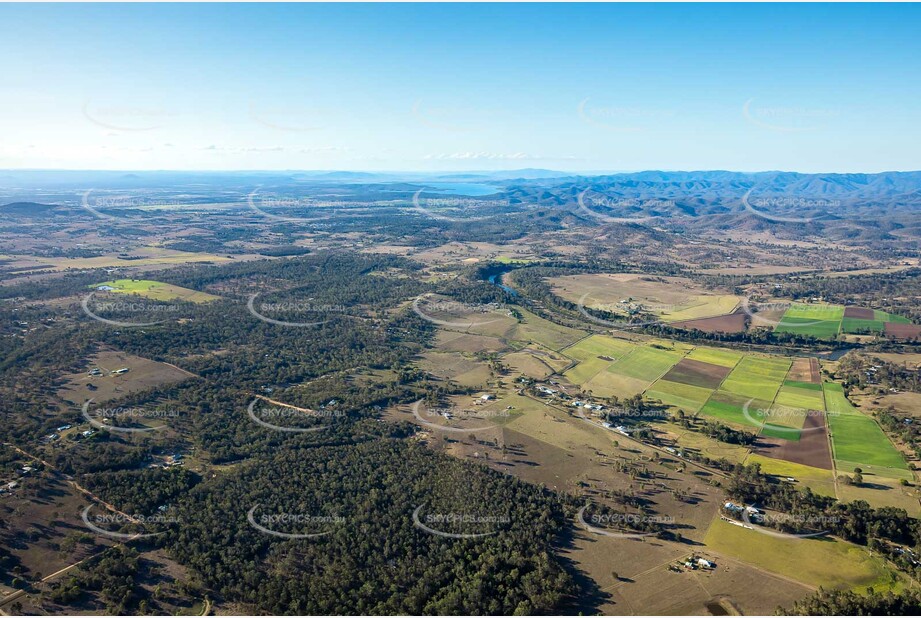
[664,423,753,463]
[744,454,837,497]
[704,518,905,592]
[835,474,921,515]
[583,371,651,398]
[658,294,740,322]
[2,247,234,272]
[548,273,740,322]
[93,279,219,303]
[564,356,611,385]
[507,308,585,350]
[560,334,635,362]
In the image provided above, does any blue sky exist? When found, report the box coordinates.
[1,2,919,173]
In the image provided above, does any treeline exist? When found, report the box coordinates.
[778,587,921,615]
[671,411,757,446]
[726,462,921,549]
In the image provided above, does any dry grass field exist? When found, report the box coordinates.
[57,349,194,406]
[549,273,740,323]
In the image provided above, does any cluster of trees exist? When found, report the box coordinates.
[50,546,142,613]
[877,410,921,461]
[836,352,921,393]
[164,440,576,615]
[80,467,198,515]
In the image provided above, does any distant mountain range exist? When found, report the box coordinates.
[1,170,919,223]
[505,171,921,218]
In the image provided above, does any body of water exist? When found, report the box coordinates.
[418,182,502,196]
[483,265,518,296]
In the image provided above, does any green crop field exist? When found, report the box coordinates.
[774,303,844,338]
[775,317,842,338]
[607,345,685,383]
[644,379,713,412]
[838,309,912,335]
[828,414,909,474]
[773,303,917,337]
[822,382,859,415]
[823,383,910,476]
[720,356,791,402]
[783,379,823,391]
[783,303,846,321]
[774,384,824,411]
[685,346,744,368]
[699,391,768,429]
[841,317,886,333]
[761,422,802,440]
